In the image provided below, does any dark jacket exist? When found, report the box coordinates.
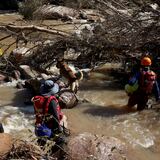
[45,99,62,133]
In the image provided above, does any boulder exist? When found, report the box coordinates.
[24,78,41,104]
[12,70,21,80]
[0,74,7,83]
[67,133,129,160]
[9,47,30,64]
[19,65,40,79]
[33,5,105,22]
[0,133,13,158]
[25,78,41,94]
[40,73,52,80]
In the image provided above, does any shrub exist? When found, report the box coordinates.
[19,0,47,19]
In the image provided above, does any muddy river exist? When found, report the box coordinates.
[0,68,160,160]
[0,13,160,160]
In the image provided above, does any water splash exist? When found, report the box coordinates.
[0,105,34,137]
[112,112,155,148]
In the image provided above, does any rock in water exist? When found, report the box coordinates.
[0,133,13,158]
[66,133,130,160]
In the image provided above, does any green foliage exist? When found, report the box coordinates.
[19,0,47,19]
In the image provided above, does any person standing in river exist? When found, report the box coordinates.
[125,56,160,110]
[32,80,65,147]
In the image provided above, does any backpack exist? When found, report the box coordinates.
[32,95,63,125]
[140,70,156,94]
[35,123,52,138]
[125,82,139,94]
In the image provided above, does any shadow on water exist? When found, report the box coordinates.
[79,68,128,91]
[83,103,136,117]
[79,80,124,91]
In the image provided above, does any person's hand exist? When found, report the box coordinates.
[35,123,41,127]
[58,96,63,102]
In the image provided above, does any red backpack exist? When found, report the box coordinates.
[140,70,156,94]
[32,95,63,125]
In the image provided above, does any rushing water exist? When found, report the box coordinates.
[0,67,160,160]
[0,13,160,159]
[0,85,35,140]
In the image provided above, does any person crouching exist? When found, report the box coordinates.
[32,80,65,147]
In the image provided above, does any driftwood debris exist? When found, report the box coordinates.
[0,24,70,37]
[0,1,159,81]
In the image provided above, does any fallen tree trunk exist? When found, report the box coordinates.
[0,24,70,37]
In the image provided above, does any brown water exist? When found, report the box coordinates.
[64,66,160,160]
[0,13,85,54]
[0,13,160,160]
[0,68,160,160]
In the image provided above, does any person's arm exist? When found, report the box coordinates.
[153,80,160,101]
[48,100,62,133]
[128,72,140,85]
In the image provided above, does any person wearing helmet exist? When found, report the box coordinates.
[140,56,152,66]
[125,56,160,110]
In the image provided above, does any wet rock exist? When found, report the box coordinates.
[80,68,92,79]
[9,47,30,64]
[40,73,52,80]
[23,90,33,105]
[24,78,41,104]
[66,133,128,160]
[0,72,19,83]
[25,78,41,94]
[46,66,60,77]
[19,65,39,79]
[24,78,79,108]
[0,74,7,83]
[0,133,13,158]
[12,70,21,80]
[74,23,106,40]
[16,81,24,89]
